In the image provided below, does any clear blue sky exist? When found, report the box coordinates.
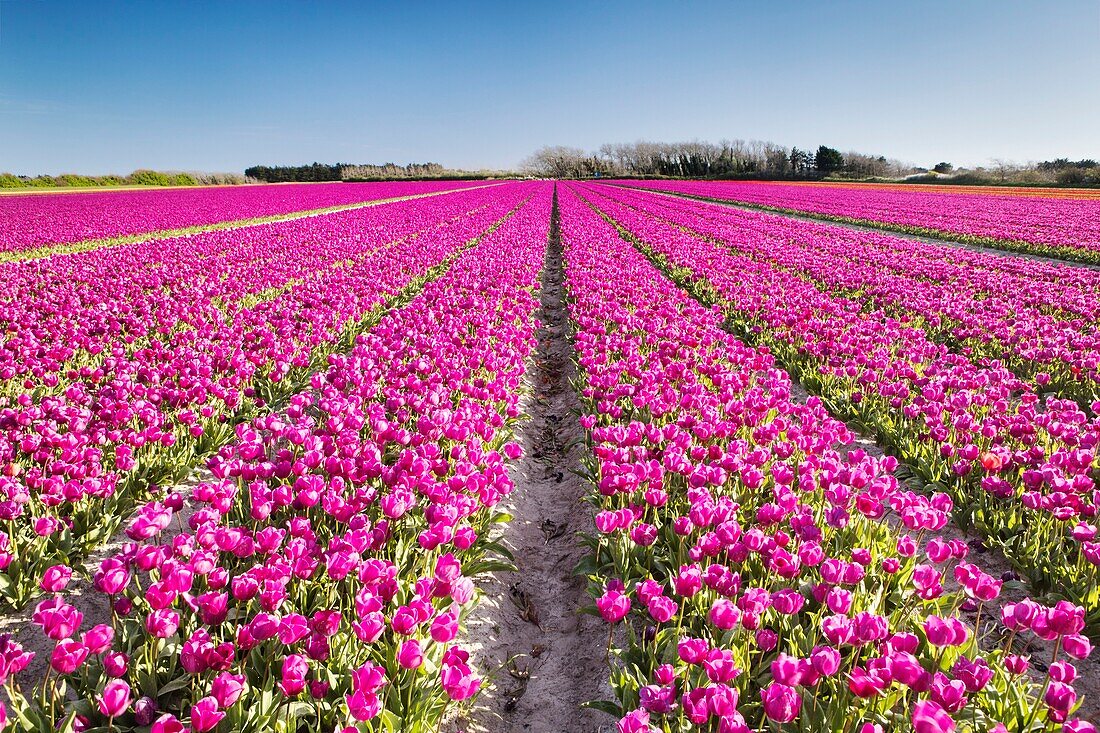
[1,0,1097,174]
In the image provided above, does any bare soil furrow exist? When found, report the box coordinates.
[454,186,614,733]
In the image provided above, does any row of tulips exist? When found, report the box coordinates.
[570,183,1100,633]
[0,182,554,731]
[587,184,1100,408]
[616,180,1100,264]
[0,183,536,608]
[555,183,1094,733]
[0,180,487,255]
[0,185,514,388]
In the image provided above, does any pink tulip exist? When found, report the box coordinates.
[144,610,180,638]
[708,598,740,630]
[151,714,186,733]
[93,558,130,595]
[1045,681,1078,716]
[102,652,129,677]
[1063,634,1093,660]
[50,640,89,674]
[211,672,245,707]
[397,638,423,669]
[190,697,226,732]
[40,565,73,592]
[97,679,131,717]
[347,690,382,721]
[597,589,631,623]
[760,682,801,723]
[440,646,480,701]
[1050,602,1086,636]
[912,700,955,733]
[617,709,653,733]
[82,624,114,655]
[33,598,83,641]
[278,654,309,697]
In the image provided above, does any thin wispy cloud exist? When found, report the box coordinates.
[0,93,61,115]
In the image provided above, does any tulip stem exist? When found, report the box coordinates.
[973,601,983,646]
[39,666,52,713]
[1023,635,1061,732]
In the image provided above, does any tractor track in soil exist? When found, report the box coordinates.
[451,186,615,733]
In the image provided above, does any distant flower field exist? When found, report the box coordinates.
[0,180,487,255]
[619,179,1100,263]
[0,180,1095,733]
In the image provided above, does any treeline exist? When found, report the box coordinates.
[244,163,345,183]
[917,158,1100,187]
[522,141,912,180]
[0,169,248,189]
[245,162,452,183]
[522,141,1100,187]
[341,163,446,180]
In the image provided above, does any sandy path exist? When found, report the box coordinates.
[453,187,614,733]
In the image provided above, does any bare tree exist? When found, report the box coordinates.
[521,146,590,177]
[990,158,1020,183]
[521,146,618,178]
[761,147,783,175]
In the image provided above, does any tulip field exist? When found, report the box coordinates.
[0,180,1096,732]
[0,181,491,258]
[619,179,1100,265]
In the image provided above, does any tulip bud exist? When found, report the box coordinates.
[133,697,156,725]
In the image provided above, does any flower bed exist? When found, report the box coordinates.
[587,183,1100,408]
[2,184,554,730]
[558,184,1093,732]
[0,184,534,608]
[0,181,488,255]
[573,183,1100,634]
[618,179,1100,264]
